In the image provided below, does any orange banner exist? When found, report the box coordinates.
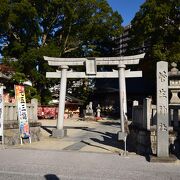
[15,85,30,138]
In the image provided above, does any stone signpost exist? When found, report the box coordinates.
[44,53,145,138]
[157,61,169,157]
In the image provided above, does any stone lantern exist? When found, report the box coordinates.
[96,104,101,118]
[168,62,180,127]
[169,62,180,104]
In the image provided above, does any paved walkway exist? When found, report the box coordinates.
[11,118,127,154]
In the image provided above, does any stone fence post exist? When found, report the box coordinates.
[143,98,152,130]
[4,99,38,122]
[31,98,38,121]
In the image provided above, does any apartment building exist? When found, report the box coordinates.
[114,24,150,56]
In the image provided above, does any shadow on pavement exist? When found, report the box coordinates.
[81,128,124,150]
[81,128,107,136]
[90,133,124,150]
[99,121,120,127]
[82,128,136,153]
[44,174,60,180]
[41,125,89,136]
[64,126,89,130]
[81,140,113,152]
[41,126,54,135]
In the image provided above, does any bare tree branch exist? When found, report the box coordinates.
[64,46,78,53]
[42,15,58,46]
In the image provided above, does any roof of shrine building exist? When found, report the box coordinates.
[95,77,155,94]
[50,94,84,105]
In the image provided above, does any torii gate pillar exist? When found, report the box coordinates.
[52,65,68,138]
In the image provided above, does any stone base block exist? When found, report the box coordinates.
[83,116,95,121]
[150,154,177,163]
[52,129,67,138]
[4,126,41,145]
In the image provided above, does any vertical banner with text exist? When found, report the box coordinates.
[15,85,30,138]
[0,86,4,138]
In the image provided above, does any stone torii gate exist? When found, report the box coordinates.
[44,53,145,138]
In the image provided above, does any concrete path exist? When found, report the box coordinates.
[0,148,179,180]
[10,118,126,154]
[1,118,179,179]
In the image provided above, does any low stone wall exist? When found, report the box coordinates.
[128,125,178,156]
[150,127,177,155]
[4,121,42,145]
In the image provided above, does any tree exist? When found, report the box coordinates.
[0,0,123,104]
[127,0,180,64]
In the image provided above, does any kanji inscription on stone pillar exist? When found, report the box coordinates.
[157,61,169,157]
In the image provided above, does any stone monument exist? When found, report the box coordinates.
[85,102,94,116]
[83,102,95,121]
[157,61,169,157]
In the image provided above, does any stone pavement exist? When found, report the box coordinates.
[9,118,126,154]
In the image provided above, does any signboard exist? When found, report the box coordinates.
[0,86,4,142]
[85,58,97,75]
[15,85,30,140]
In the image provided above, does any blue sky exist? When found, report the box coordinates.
[107,0,145,26]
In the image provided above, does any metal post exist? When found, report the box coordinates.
[124,136,127,156]
[118,63,127,132]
